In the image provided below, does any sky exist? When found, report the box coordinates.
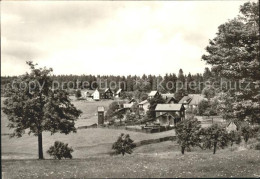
[1,1,253,77]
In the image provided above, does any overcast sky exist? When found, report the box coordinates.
[1,1,253,76]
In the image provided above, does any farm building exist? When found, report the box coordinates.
[114,88,122,98]
[178,94,206,110]
[155,104,185,126]
[97,106,105,125]
[148,90,160,99]
[161,93,175,100]
[226,121,239,133]
[165,97,178,104]
[138,99,150,115]
[91,88,114,100]
[83,90,95,100]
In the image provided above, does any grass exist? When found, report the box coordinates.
[2,148,260,178]
[1,97,175,160]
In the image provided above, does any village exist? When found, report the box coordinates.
[1,0,259,178]
[77,88,227,133]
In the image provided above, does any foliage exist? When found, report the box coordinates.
[2,61,82,159]
[240,122,254,143]
[228,130,242,148]
[47,141,73,160]
[75,89,82,99]
[201,124,229,154]
[175,117,202,154]
[112,133,135,156]
[202,1,260,124]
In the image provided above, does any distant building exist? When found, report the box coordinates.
[161,93,175,100]
[165,97,178,104]
[97,106,105,125]
[115,89,122,98]
[91,88,113,100]
[155,104,185,126]
[226,121,238,133]
[138,99,150,115]
[148,90,160,99]
[178,94,206,110]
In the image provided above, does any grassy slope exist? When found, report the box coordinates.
[2,148,260,178]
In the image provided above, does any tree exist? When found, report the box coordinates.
[75,89,82,99]
[202,1,260,124]
[146,95,165,119]
[197,100,210,116]
[240,121,254,144]
[175,118,202,154]
[201,124,229,154]
[2,61,82,159]
[112,133,135,156]
[228,130,242,150]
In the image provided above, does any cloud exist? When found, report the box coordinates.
[1,1,250,76]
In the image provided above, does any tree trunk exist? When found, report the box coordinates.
[213,142,217,154]
[181,146,185,154]
[38,132,44,159]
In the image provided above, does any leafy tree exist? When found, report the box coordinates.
[201,124,229,154]
[112,133,135,156]
[197,100,210,116]
[2,62,82,159]
[228,130,242,150]
[75,89,82,99]
[47,141,73,160]
[202,85,216,99]
[202,1,260,124]
[146,95,165,119]
[175,118,202,154]
[240,121,254,143]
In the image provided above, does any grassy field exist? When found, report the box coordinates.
[1,97,175,160]
[2,146,260,178]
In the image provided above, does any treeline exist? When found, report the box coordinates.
[1,67,214,94]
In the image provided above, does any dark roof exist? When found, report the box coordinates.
[155,104,184,111]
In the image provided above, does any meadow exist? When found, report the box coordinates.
[2,97,260,178]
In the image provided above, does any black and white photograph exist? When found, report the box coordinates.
[1,0,259,178]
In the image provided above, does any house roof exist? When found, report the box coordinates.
[178,94,206,105]
[116,89,122,94]
[148,91,158,97]
[165,97,177,104]
[161,93,175,99]
[97,106,105,112]
[123,103,133,109]
[155,104,184,111]
[138,100,149,105]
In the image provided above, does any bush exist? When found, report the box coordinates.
[47,141,73,159]
[112,133,135,156]
[75,90,82,99]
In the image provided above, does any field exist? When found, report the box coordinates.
[2,97,260,178]
[2,146,260,178]
[1,97,175,160]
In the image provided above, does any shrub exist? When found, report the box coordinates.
[228,130,241,150]
[112,133,135,156]
[75,90,82,99]
[175,117,202,154]
[47,141,73,159]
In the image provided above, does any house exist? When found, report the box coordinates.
[138,99,150,115]
[226,121,238,133]
[155,104,185,126]
[115,89,122,98]
[178,94,206,110]
[161,93,175,100]
[97,106,105,125]
[91,88,114,100]
[123,103,134,113]
[165,97,178,104]
[148,90,160,99]
[83,89,95,100]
